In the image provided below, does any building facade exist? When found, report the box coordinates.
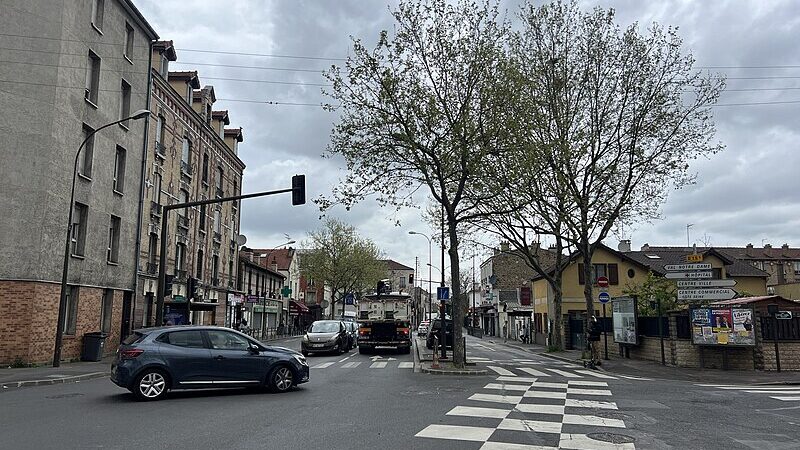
[134,41,245,329]
[0,0,158,364]
[232,249,286,337]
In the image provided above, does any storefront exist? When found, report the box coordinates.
[225,293,244,328]
[190,298,220,325]
[289,300,312,332]
[164,295,189,325]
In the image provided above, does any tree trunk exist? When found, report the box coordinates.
[581,248,594,354]
[448,224,465,368]
[551,284,564,351]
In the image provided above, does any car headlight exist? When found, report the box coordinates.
[293,354,308,366]
[302,335,309,342]
[328,335,339,343]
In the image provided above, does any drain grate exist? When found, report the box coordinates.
[587,432,636,444]
[45,393,84,399]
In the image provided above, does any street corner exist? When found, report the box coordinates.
[420,361,488,376]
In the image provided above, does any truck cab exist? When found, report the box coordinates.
[357,293,412,354]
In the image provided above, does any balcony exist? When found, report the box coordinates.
[150,201,162,217]
[180,160,193,177]
[146,262,158,274]
[215,187,224,198]
[155,142,166,159]
[177,215,190,229]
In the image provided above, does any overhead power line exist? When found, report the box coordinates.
[173,61,326,74]
[175,48,346,62]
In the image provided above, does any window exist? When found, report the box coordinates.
[101,289,113,333]
[91,0,104,31]
[158,330,205,348]
[65,286,79,335]
[160,54,169,77]
[71,202,88,256]
[107,215,121,263]
[181,136,190,164]
[198,203,206,230]
[755,261,764,270]
[78,124,94,178]
[155,115,164,145]
[214,209,221,234]
[794,261,800,274]
[217,167,224,191]
[123,22,134,60]
[175,243,185,273]
[202,153,209,183]
[119,79,131,126]
[219,121,225,138]
[212,255,219,284]
[113,145,126,193]
[578,263,619,285]
[206,104,212,125]
[85,51,101,104]
[152,172,161,203]
[196,249,204,279]
[148,233,158,269]
[228,259,234,285]
[178,189,189,217]
[207,330,250,351]
[186,83,192,104]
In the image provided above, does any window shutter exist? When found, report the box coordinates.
[578,266,585,285]
[608,264,619,285]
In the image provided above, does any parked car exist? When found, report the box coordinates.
[302,320,350,356]
[426,319,454,349]
[110,326,309,401]
[417,320,430,336]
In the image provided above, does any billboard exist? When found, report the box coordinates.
[612,297,638,345]
[690,306,754,346]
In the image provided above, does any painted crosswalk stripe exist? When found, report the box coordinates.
[567,388,612,396]
[470,357,492,361]
[341,362,361,368]
[469,393,523,404]
[771,396,800,401]
[618,375,653,381]
[519,367,549,377]
[312,362,335,369]
[745,390,800,395]
[569,380,608,387]
[398,362,414,369]
[447,406,512,419]
[523,390,567,399]
[559,433,635,450]
[480,442,558,450]
[545,368,582,378]
[514,403,566,415]
[575,370,617,379]
[415,424,495,442]
[565,399,618,410]
[497,376,538,384]
[498,418,562,434]
[488,366,516,376]
[562,414,626,428]
[531,382,569,389]
[370,361,387,368]
[484,383,532,392]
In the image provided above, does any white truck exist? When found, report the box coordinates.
[356,292,412,354]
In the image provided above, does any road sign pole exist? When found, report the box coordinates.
[773,313,782,373]
[657,296,665,366]
[603,303,608,360]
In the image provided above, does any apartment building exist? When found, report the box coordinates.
[0,0,158,364]
[134,40,245,328]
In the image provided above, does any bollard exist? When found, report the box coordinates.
[431,336,440,369]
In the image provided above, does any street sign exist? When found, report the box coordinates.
[281,286,291,297]
[776,311,793,320]
[598,292,611,304]
[664,263,712,271]
[686,254,704,263]
[597,276,609,288]
[664,271,713,279]
[344,293,355,305]
[677,279,737,288]
[677,288,737,301]
[437,286,450,300]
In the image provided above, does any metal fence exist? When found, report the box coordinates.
[242,326,305,341]
[759,317,800,341]
[637,317,670,338]
[675,315,692,339]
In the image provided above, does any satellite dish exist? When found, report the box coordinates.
[320,300,329,309]
[236,234,247,246]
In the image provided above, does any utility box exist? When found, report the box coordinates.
[81,332,108,362]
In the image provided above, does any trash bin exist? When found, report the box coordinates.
[81,332,108,362]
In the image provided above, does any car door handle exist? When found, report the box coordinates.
[214,355,225,360]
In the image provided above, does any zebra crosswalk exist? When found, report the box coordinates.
[480,362,652,381]
[310,360,414,370]
[698,384,800,401]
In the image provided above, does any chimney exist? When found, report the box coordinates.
[271,258,278,272]
[618,240,631,253]
[641,243,650,251]
[782,243,789,250]
[745,243,753,256]
[764,243,772,249]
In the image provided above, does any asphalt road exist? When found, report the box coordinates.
[1,335,799,449]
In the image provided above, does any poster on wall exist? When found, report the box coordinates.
[691,306,754,346]
[612,297,638,345]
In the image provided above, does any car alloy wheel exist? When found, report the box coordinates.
[136,371,167,401]
[270,366,294,392]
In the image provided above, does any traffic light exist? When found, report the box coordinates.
[377,280,386,297]
[165,274,174,296]
[187,277,197,300]
[292,174,306,206]
[409,274,414,285]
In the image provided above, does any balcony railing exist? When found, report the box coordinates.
[180,160,193,177]
[150,201,162,217]
[215,187,224,198]
[146,262,158,274]
[177,215,189,229]
[155,142,166,158]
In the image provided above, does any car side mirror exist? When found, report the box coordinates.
[248,345,260,355]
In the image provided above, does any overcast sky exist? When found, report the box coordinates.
[137,0,800,273]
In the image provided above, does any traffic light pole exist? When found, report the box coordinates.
[155,183,301,326]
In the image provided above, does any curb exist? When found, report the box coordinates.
[421,365,487,376]
[1,371,108,390]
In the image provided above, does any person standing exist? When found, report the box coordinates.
[502,321,508,343]
[588,316,602,365]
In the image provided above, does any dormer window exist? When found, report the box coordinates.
[219,122,224,138]
[186,83,192,104]
[160,54,169,77]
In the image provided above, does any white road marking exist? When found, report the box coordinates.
[312,362,335,369]
[514,404,566,415]
[370,361,387,368]
[484,383,532,392]
[545,368,582,378]
[469,357,492,361]
[415,424,495,442]
[480,442,557,450]
[618,375,653,381]
[567,388,612,396]
[498,418,563,434]
[447,406,512,419]
[341,362,361,368]
[488,366,517,376]
[569,380,608,387]
[562,414,626,428]
[559,433,635,450]
[497,376,538,384]
[575,370,617,379]
[469,393,523,404]
[565,399,618,410]
[519,367,549,377]
[745,390,800,395]
[531,382,569,389]
[523,390,567,399]
[338,355,353,362]
[770,396,800,401]
[398,362,414,368]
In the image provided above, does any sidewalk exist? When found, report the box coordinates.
[1,334,303,391]
[480,335,800,385]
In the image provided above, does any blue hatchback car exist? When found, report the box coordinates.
[111,326,309,401]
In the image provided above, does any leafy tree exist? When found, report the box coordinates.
[623,271,678,316]
[299,219,385,319]
[320,0,514,367]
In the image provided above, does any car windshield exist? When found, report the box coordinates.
[310,322,340,333]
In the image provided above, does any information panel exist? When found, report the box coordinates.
[612,297,638,345]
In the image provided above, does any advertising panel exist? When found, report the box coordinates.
[612,297,638,345]
[691,306,754,346]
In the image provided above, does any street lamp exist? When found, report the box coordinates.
[53,109,151,367]
[408,231,432,322]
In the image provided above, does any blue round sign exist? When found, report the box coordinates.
[598,292,611,304]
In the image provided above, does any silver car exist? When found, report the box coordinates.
[301,320,350,356]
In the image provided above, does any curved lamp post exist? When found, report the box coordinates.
[53,109,151,367]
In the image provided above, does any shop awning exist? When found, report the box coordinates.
[289,300,310,314]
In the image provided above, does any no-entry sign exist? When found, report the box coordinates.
[597,276,609,288]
